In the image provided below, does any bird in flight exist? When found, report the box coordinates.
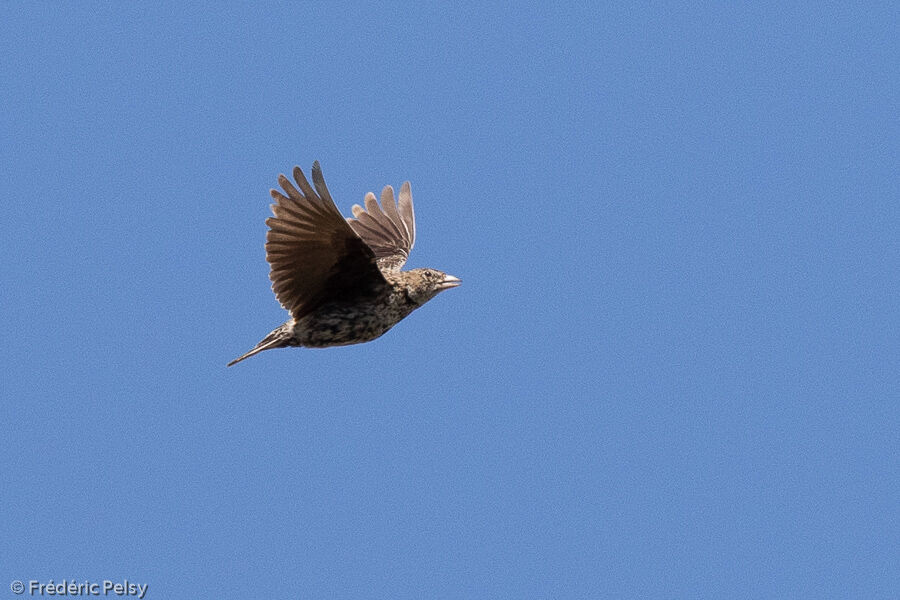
[228,162,460,366]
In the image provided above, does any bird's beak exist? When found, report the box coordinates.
[438,274,462,290]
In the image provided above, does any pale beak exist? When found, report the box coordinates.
[438,274,462,290]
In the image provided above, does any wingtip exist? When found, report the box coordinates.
[398,181,413,204]
[380,185,396,208]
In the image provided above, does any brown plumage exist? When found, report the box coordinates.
[228,162,460,366]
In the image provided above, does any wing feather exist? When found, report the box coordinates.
[265,162,386,319]
[347,181,417,271]
[398,182,415,245]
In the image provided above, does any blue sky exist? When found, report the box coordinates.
[1,3,897,599]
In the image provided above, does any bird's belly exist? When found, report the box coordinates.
[295,303,411,348]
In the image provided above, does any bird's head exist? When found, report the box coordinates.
[403,268,461,305]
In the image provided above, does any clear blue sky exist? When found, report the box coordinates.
[1,3,897,599]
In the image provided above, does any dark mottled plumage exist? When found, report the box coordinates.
[228,162,460,366]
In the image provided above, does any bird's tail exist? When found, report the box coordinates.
[227,323,293,367]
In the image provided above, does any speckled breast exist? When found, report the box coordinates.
[295,291,416,348]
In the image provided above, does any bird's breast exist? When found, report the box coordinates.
[293,290,417,348]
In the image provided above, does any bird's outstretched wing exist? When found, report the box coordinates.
[266,162,387,319]
[346,182,416,271]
